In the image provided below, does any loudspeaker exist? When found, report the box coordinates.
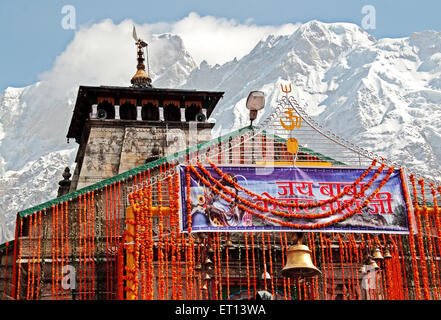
[97,109,107,119]
[196,113,206,122]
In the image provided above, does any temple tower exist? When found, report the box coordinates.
[66,32,224,191]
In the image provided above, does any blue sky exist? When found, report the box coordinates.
[1,0,441,91]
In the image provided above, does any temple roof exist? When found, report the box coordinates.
[66,85,224,142]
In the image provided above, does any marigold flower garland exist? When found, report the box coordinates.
[418,179,438,299]
[244,233,251,299]
[212,235,219,300]
[432,186,441,298]
[31,211,38,300]
[398,169,421,300]
[207,158,379,209]
[26,214,33,300]
[250,232,257,298]
[225,233,230,299]
[266,232,275,298]
[16,218,24,300]
[319,233,328,299]
[196,161,387,220]
[2,242,8,300]
[283,232,292,299]
[278,233,287,300]
[216,233,222,299]
[260,233,268,291]
[410,174,430,299]
[337,234,346,300]
[158,168,165,300]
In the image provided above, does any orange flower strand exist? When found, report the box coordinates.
[197,162,386,220]
[207,158,379,209]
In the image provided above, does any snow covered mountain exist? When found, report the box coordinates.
[2,20,441,243]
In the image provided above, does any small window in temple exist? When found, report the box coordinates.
[164,103,181,121]
[119,102,137,120]
[96,101,115,120]
[142,102,159,121]
[185,104,201,122]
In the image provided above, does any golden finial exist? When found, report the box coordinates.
[131,26,152,88]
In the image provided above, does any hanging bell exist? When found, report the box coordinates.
[372,247,384,261]
[204,257,213,266]
[368,258,380,271]
[207,246,215,253]
[383,248,392,260]
[202,283,208,290]
[225,239,236,249]
[205,273,211,280]
[281,244,321,278]
[195,263,202,271]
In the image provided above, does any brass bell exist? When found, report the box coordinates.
[204,273,211,280]
[225,239,236,249]
[202,283,208,290]
[204,257,213,266]
[368,258,380,271]
[372,247,384,261]
[359,265,367,274]
[383,248,392,260]
[281,244,321,278]
[207,246,215,253]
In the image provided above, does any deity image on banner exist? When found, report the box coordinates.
[187,173,254,229]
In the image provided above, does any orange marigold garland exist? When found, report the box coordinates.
[337,234,346,300]
[26,214,33,300]
[283,232,292,299]
[225,233,230,299]
[60,203,64,300]
[207,158,378,210]
[260,232,268,291]
[202,161,385,220]
[432,186,441,298]
[419,179,439,299]
[400,169,421,300]
[410,174,430,299]
[87,193,92,300]
[319,233,328,300]
[266,232,275,298]
[16,218,24,300]
[2,242,8,300]
[216,232,222,299]
[51,206,56,300]
[212,234,219,300]
[244,232,251,299]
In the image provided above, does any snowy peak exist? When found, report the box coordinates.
[3,20,441,244]
[149,33,197,88]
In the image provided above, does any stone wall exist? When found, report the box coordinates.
[71,120,213,191]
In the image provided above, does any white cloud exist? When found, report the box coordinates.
[1,14,299,170]
[169,12,299,66]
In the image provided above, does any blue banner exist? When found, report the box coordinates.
[179,165,411,234]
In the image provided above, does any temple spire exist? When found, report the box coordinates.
[131,26,152,88]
